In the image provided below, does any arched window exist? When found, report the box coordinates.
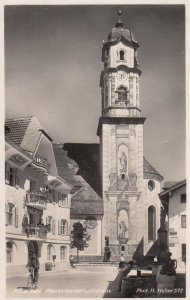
[148,206,156,241]
[6,242,13,263]
[121,246,125,252]
[117,86,128,102]
[119,50,125,61]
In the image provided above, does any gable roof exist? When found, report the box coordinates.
[5,116,32,147]
[162,181,179,190]
[71,176,103,216]
[71,200,104,216]
[159,180,186,197]
[143,157,163,182]
[5,116,49,154]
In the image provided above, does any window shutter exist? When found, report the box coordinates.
[5,164,10,184]
[15,169,19,188]
[58,220,60,235]
[52,219,55,235]
[14,169,17,187]
[58,194,61,206]
[65,221,68,235]
[67,224,71,235]
[5,203,9,226]
[15,207,18,227]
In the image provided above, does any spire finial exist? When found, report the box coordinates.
[116,10,124,27]
[118,10,122,16]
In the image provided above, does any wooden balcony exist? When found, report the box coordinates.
[26,190,48,210]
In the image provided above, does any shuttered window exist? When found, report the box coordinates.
[5,203,18,227]
[52,219,56,235]
[15,207,18,227]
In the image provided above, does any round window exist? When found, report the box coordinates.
[148,180,155,191]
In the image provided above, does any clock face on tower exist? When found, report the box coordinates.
[117,71,127,81]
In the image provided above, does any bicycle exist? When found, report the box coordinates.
[27,267,39,289]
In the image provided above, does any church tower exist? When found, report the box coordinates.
[97,11,163,260]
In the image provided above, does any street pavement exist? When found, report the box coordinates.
[6,265,121,298]
[6,266,186,298]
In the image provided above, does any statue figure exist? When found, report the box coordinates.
[118,220,128,239]
[120,153,127,170]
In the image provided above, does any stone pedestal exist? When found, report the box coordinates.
[156,265,176,289]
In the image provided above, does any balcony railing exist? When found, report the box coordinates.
[26,190,48,210]
[33,154,51,173]
[23,224,51,239]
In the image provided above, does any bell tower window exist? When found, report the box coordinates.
[119,50,125,61]
[116,86,128,102]
[121,173,125,179]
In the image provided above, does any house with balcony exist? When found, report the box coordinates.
[159,180,186,271]
[5,117,73,276]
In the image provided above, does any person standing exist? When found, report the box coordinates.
[27,253,40,283]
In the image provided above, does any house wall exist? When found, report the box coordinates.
[6,161,71,277]
[168,185,186,270]
[70,218,102,256]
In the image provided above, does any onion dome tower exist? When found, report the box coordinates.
[97,11,162,260]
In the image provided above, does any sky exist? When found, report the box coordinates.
[4,4,186,182]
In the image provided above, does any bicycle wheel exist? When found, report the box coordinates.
[27,275,32,289]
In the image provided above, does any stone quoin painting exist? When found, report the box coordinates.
[5,4,186,298]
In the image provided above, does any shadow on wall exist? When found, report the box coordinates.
[63,143,102,197]
[132,237,158,267]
